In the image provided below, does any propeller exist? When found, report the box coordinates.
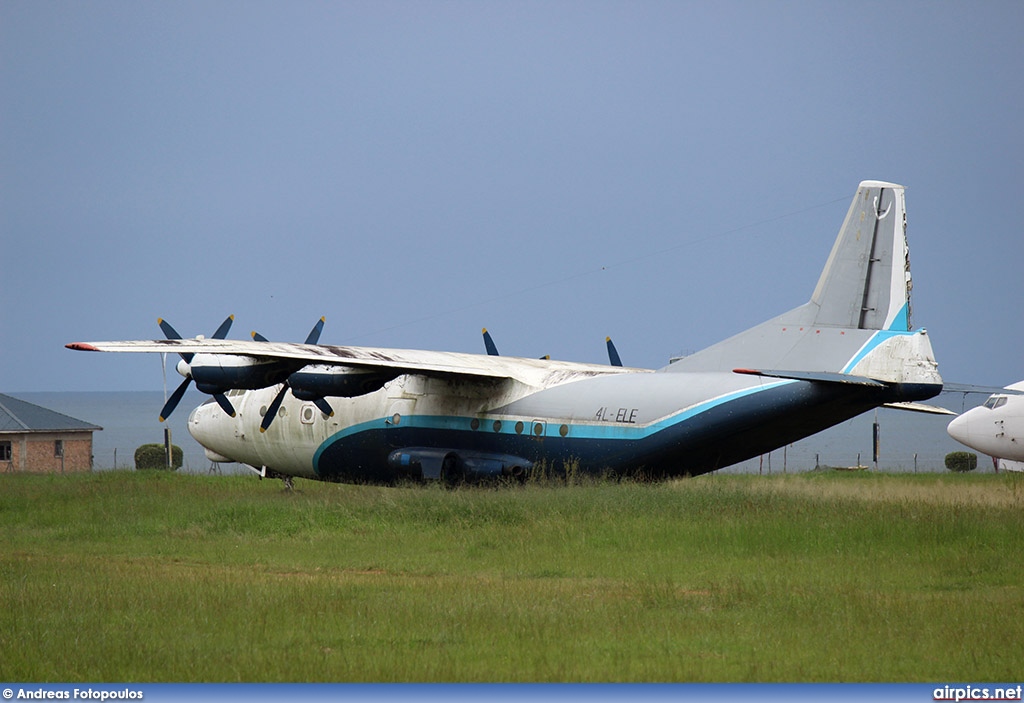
[257,317,329,432]
[304,316,325,345]
[606,337,623,367]
[310,397,335,416]
[483,327,620,366]
[481,328,550,360]
[261,384,289,433]
[158,315,236,421]
[252,317,324,345]
[482,328,499,356]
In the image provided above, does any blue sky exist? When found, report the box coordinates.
[2,1,1022,393]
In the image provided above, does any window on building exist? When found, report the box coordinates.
[54,440,63,457]
[0,441,11,461]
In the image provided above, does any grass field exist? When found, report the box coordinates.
[2,470,1022,682]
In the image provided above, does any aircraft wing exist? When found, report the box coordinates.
[66,339,644,387]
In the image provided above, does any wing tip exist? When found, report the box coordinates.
[66,342,101,352]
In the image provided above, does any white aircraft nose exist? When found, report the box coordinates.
[947,408,998,457]
[946,413,971,445]
[187,400,238,464]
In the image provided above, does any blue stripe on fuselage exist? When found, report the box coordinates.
[311,379,794,477]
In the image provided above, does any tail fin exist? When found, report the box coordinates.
[809,181,911,332]
[665,181,938,383]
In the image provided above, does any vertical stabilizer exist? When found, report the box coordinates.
[664,180,936,379]
[809,181,911,332]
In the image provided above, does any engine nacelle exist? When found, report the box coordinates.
[289,364,399,399]
[188,353,297,393]
[388,447,532,482]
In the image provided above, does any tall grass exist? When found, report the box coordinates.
[1,471,1022,681]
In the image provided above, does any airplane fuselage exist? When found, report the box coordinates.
[69,181,947,486]
[189,359,940,483]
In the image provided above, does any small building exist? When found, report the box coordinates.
[0,394,102,473]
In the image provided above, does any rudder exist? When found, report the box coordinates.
[809,180,911,332]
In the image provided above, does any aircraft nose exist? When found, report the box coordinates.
[187,400,220,444]
[946,412,973,445]
[187,404,205,442]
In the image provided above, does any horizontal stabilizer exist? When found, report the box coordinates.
[941,382,1024,396]
[733,368,887,387]
[882,401,956,416]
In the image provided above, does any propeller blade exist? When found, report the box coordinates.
[212,315,234,339]
[158,318,182,340]
[212,393,236,417]
[159,377,192,422]
[606,337,623,367]
[260,385,289,432]
[158,318,193,363]
[312,397,334,417]
[482,328,499,356]
[254,317,324,345]
[483,328,549,360]
[305,317,326,345]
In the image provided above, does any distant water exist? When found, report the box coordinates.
[9,391,986,475]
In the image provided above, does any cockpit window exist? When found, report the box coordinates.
[983,395,1008,410]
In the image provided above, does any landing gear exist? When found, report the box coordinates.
[249,464,296,491]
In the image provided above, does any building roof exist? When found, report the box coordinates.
[0,394,102,433]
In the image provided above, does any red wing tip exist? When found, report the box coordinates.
[733,368,761,375]
[66,342,101,352]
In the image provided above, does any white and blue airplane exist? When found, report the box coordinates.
[947,382,1024,472]
[68,181,943,486]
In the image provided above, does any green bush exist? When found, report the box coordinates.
[944,451,978,473]
[134,443,183,471]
